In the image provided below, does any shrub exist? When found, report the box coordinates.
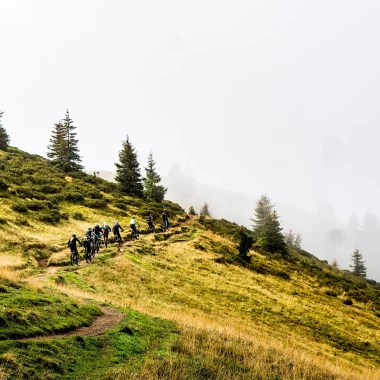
[14,217,30,226]
[291,290,299,295]
[39,185,60,194]
[60,212,70,220]
[37,211,60,224]
[63,191,84,202]
[82,199,107,209]
[72,212,85,221]
[26,200,46,211]
[0,179,8,191]
[325,290,338,297]
[343,298,353,306]
[0,217,7,225]
[114,201,128,210]
[88,190,103,199]
[11,203,28,213]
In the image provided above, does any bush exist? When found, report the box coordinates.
[37,211,60,224]
[114,201,128,210]
[0,179,8,191]
[11,203,28,213]
[0,217,7,225]
[325,290,338,297]
[14,217,30,226]
[72,212,85,221]
[26,200,46,211]
[82,199,107,209]
[343,298,353,306]
[63,191,84,203]
[39,185,60,194]
[60,212,70,220]
[88,190,103,199]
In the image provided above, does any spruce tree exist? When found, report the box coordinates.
[331,259,339,269]
[285,229,295,248]
[237,227,254,262]
[0,110,10,151]
[350,248,367,277]
[294,232,302,251]
[47,121,65,166]
[142,152,167,202]
[251,194,273,238]
[189,206,197,216]
[260,210,286,254]
[61,110,83,172]
[200,202,211,217]
[115,136,143,196]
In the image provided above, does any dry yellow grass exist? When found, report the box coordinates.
[44,224,380,379]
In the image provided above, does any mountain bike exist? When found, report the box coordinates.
[148,223,155,234]
[115,235,123,251]
[130,228,139,241]
[90,240,96,258]
[70,248,80,266]
[95,237,100,253]
[83,244,92,263]
[163,219,170,232]
[104,235,109,248]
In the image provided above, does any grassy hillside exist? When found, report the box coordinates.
[0,148,379,379]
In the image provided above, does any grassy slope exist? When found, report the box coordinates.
[0,148,379,379]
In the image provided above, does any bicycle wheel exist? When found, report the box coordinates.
[70,251,75,266]
[104,237,108,248]
[75,252,80,265]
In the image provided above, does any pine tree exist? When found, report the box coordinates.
[61,110,83,172]
[331,259,339,269]
[294,232,302,251]
[200,202,211,217]
[237,227,254,262]
[285,229,295,247]
[251,194,273,238]
[47,121,65,166]
[142,152,167,202]
[0,110,10,151]
[260,210,286,254]
[115,136,143,196]
[350,248,367,277]
[189,206,197,216]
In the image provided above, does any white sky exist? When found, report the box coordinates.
[1,0,380,224]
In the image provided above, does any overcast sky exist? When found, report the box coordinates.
[1,0,380,225]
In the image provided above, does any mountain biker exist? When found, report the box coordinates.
[130,216,140,235]
[68,234,82,257]
[102,222,111,247]
[113,220,124,242]
[162,209,170,230]
[93,223,103,240]
[147,214,154,230]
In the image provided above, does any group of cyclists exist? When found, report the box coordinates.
[67,210,171,265]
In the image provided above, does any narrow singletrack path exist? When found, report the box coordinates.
[21,306,124,341]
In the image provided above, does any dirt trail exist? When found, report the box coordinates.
[22,306,124,341]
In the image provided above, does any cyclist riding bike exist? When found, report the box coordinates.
[68,234,82,264]
[102,222,111,247]
[113,220,124,242]
[162,209,170,230]
[130,216,140,235]
[93,223,103,251]
[147,214,155,231]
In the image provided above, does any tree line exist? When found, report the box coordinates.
[0,109,370,276]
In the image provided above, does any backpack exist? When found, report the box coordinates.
[69,237,76,247]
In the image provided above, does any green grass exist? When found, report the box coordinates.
[0,308,176,380]
[0,281,101,340]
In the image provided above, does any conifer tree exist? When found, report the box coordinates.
[331,259,339,269]
[189,206,197,216]
[251,194,273,238]
[294,232,302,251]
[115,136,143,196]
[47,121,65,166]
[47,110,82,172]
[237,227,253,262]
[260,210,286,254]
[0,110,10,151]
[200,202,211,217]
[61,110,83,172]
[285,229,295,247]
[350,248,367,277]
[142,152,167,202]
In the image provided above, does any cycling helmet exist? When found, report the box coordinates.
[72,234,76,237]
[88,228,92,231]
[95,223,99,227]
